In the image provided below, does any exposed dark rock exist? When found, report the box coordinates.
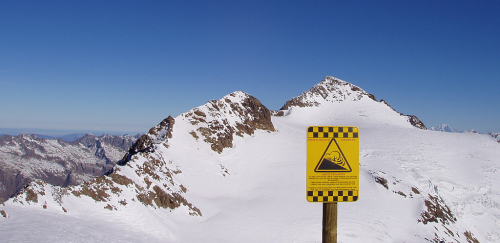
[488,132,500,143]
[419,194,456,225]
[120,116,175,165]
[135,184,201,216]
[411,187,421,194]
[464,231,479,243]
[381,99,427,130]
[406,115,426,130]
[184,92,275,153]
[374,176,389,189]
[393,191,407,197]
[272,110,286,117]
[0,209,7,218]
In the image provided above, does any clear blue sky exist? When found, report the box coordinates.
[1,0,499,135]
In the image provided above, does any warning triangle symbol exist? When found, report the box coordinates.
[315,138,352,172]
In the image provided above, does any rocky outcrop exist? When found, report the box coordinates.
[183,91,275,153]
[406,115,426,130]
[487,133,500,143]
[280,76,377,110]
[120,116,175,165]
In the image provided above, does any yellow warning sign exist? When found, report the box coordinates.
[307,126,359,203]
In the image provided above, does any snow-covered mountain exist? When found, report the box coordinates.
[430,125,500,143]
[430,124,463,133]
[0,133,140,203]
[278,77,426,129]
[429,124,482,134]
[1,76,499,242]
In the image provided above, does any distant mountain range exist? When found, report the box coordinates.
[0,133,140,202]
[429,124,464,133]
[430,124,499,143]
[0,130,140,142]
[27,133,89,142]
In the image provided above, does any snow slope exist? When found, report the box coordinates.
[1,76,499,242]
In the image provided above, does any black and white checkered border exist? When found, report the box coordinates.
[307,126,359,139]
[307,190,359,202]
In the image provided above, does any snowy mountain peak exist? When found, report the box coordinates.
[180,91,275,153]
[280,76,377,110]
[278,76,426,129]
[430,124,462,133]
[223,90,251,103]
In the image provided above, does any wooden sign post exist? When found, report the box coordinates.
[323,203,338,243]
[306,126,359,243]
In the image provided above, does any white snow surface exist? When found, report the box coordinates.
[1,83,500,242]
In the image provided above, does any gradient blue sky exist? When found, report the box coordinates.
[1,1,499,135]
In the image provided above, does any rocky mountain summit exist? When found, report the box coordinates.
[278,76,426,129]
[280,76,377,110]
[122,91,275,162]
[0,133,140,202]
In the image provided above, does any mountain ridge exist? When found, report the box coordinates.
[278,76,426,129]
[1,76,497,242]
[280,76,377,110]
[122,77,424,167]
